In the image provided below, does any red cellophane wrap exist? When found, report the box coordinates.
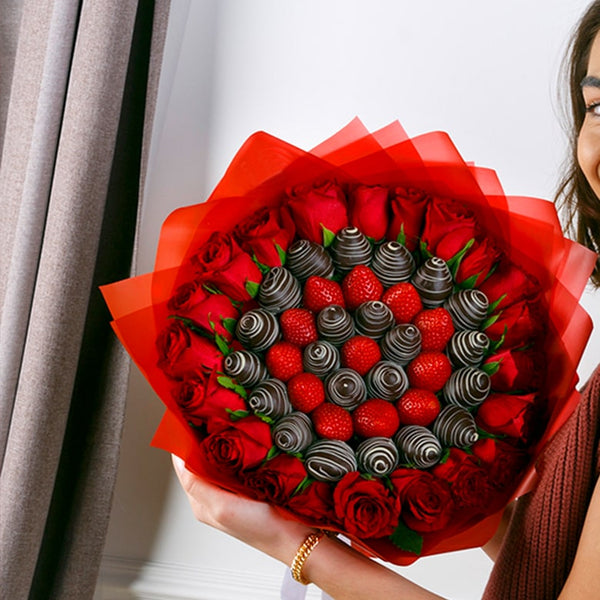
[101,119,595,565]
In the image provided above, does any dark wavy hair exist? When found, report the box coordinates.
[556,0,600,287]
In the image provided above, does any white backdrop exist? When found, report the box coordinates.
[98,2,599,599]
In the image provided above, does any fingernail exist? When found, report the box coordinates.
[172,454,185,473]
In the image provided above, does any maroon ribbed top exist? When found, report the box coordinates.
[482,365,600,599]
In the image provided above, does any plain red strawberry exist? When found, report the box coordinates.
[406,351,452,392]
[287,372,325,412]
[341,336,381,376]
[280,308,318,347]
[342,265,383,311]
[396,388,441,426]
[413,308,455,351]
[265,342,303,381]
[382,282,423,323]
[311,402,353,441]
[352,398,400,438]
[303,276,345,312]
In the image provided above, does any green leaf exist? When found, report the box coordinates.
[222,317,238,336]
[487,326,507,354]
[419,239,433,261]
[439,447,451,464]
[484,261,499,282]
[382,475,395,492]
[254,411,274,425]
[252,254,271,274]
[389,521,423,555]
[266,446,280,461]
[168,315,208,337]
[396,224,406,246]
[275,243,287,266]
[446,238,475,279]
[217,375,248,398]
[226,408,250,421]
[321,224,336,247]
[482,360,502,376]
[245,280,260,298]
[292,476,313,496]
[214,333,231,356]
[481,313,501,331]
[476,428,503,440]
[202,284,224,295]
[458,272,480,290]
[488,294,507,314]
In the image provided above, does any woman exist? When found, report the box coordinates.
[172,2,600,598]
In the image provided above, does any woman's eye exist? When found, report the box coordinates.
[586,101,600,116]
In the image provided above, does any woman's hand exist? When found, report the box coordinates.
[171,454,311,566]
[171,454,447,600]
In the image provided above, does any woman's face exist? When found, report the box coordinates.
[578,31,600,197]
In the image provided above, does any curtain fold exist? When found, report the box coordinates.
[0,1,171,598]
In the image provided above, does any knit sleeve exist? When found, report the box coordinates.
[482,365,600,600]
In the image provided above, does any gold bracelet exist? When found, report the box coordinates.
[290,531,326,585]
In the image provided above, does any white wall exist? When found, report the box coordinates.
[97,1,599,599]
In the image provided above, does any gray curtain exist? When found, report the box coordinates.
[0,1,171,598]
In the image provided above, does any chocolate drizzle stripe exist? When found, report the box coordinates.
[356,437,399,476]
[305,440,358,482]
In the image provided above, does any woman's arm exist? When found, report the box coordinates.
[558,475,600,599]
[172,455,447,600]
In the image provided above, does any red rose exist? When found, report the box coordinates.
[472,438,530,493]
[287,480,338,526]
[479,260,540,311]
[156,319,223,379]
[243,454,307,504]
[168,280,240,341]
[348,184,389,240]
[386,187,430,251]
[333,471,401,539]
[455,237,501,288]
[286,181,348,243]
[421,198,478,259]
[432,448,492,509]
[476,392,536,440]
[485,300,543,349]
[191,232,262,301]
[390,469,454,533]
[199,416,272,479]
[234,206,296,267]
[484,347,544,392]
[171,370,246,430]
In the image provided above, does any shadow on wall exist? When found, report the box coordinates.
[101,0,222,579]
[101,370,173,565]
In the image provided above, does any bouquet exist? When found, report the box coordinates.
[101,119,595,564]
